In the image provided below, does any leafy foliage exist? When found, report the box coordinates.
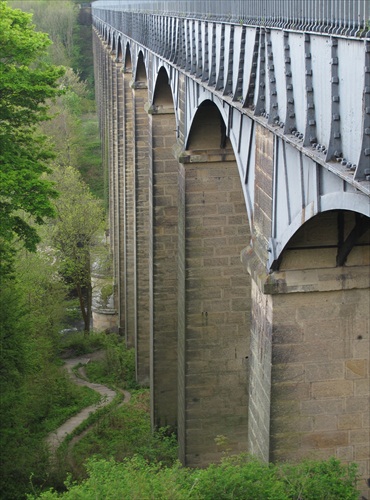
[84,336,138,390]
[0,1,65,277]
[0,251,101,499]
[48,165,104,333]
[34,455,360,499]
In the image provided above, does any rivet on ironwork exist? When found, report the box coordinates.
[290,113,296,118]
[310,137,317,143]
[285,57,291,63]
[334,150,342,158]
[270,77,276,83]
[306,69,312,76]
[285,71,292,77]
[280,122,284,128]
[331,39,338,46]
[269,65,274,71]
[334,132,341,139]
[365,87,370,94]
[286,84,293,90]
[331,77,339,84]
[366,107,370,114]
[346,162,352,169]
[306,86,313,92]
[305,53,311,59]
[333,114,340,121]
[365,128,370,135]
[365,67,370,73]
[309,119,316,126]
[341,159,347,165]
[331,57,338,65]
[332,96,340,102]
[308,103,315,109]
[365,149,370,156]
[284,44,289,50]
[272,90,277,95]
[288,98,294,104]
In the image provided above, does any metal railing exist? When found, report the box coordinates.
[92,0,369,36]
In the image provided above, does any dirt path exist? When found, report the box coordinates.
[46,351,130,455]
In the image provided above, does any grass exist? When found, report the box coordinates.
[52,333,178,484]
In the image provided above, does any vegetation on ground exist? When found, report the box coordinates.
[34,454,360,499]
[0,3,105,497]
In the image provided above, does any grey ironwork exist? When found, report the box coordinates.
[92,0,370,36]
[92,1,370,270]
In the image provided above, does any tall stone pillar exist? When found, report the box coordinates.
[177,149,251,466]
[133,81,150,385]
[122,69,136,347]
[148,103,179,429]
[244,124,370,496]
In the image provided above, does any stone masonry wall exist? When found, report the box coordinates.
[247,279,273,462]
[269,213,370,497]
[123,71,136,347]
[150,107,179,429]
[178,153,251,466]
[253,124,274,264]
[134,83,150,385]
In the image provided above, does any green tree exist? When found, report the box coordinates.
[0,1,64,278]
[49,165,104,334]
[8,0,77,67]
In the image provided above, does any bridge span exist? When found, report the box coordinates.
[92,1,370,493]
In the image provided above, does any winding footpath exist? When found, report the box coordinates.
[46,351,131,455]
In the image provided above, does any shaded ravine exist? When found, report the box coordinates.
[46,351,130,455]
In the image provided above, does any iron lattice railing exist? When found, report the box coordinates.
[92,0,369,36]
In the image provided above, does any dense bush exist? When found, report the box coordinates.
[35,455,359,499]
[83,335,138,390]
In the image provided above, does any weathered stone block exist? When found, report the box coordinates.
[311,380,353,398]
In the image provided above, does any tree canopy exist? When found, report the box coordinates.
[49,165,104,333]
[0,1,64,278]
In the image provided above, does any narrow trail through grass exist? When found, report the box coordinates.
[46,350,130,455]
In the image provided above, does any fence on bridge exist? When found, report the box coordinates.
[92,0,369,37]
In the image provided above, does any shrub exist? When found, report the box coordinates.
[35,455,360,499]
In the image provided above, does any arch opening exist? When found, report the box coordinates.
[186,100,231,151]
[124,43,132,72]
[279,209,370,271]
[153,67,173,107]
[135,52,147,84]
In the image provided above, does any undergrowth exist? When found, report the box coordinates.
[34,455,360,499]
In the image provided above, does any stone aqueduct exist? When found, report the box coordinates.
[91,0,370,493]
